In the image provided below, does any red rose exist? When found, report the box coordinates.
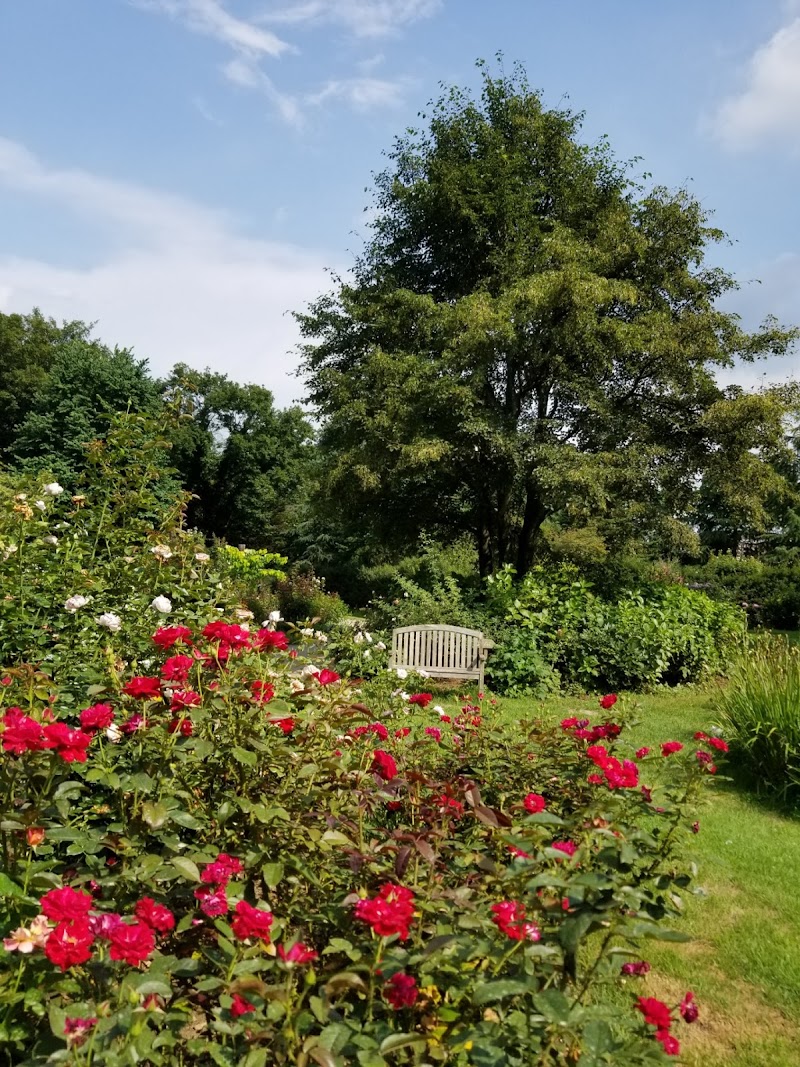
[660,741,684,756]
[408,692,432,707]
[656,1031,680,1055]
[251,680,275,703]
[277,942,318,964]
[108,920,155,966]
[122,676,162,700]
[395,727,411,738]
[424,726,442,742]
[161,654,194,682]
[79,704,114,731]
[270,717,296,734]
[134,897,175,934]
[41,886,93,922]
[313,669,340,686]
[490,901,540,942]
[635,747,650,759]
[45,919,95,970]
[153,626,192,649]
[708,736,728,753]
[2,708,48,753]
[679,991,699,1023]
[231,900,273,942]
[194,886,229,917]
[371,749,398,780]
[230,993,255,1018]
[384,972,418,1009]
[354,883,415,940]
[168,716,193,736]
[200,853,244,885]
[252,628,289,652]
[170,689,201,711]
[551,840,577,857]
[636,996,673,1031]
[42,722,93,763]
[621,961,650,976]
[598,694,618,709]
[523,793,546,814]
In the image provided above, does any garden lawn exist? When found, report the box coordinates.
[464,687,800,1067]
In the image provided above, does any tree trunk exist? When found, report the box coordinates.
[516,487,548,575]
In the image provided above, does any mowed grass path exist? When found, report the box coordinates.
[468,688,800,1067]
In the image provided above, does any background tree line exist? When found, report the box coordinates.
[2,62,800,621]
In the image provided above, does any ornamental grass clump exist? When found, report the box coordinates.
[715,637,800,804]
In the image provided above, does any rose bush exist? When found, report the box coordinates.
[1,619,716,1064]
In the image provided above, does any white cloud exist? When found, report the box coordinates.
[222,56,303,124]
[136,0,290,56]
[712,16,800,149]
[258,0,441,38]
[305,75,406,110]
[0,137,336,406]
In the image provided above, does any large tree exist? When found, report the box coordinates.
[298,63,797,576]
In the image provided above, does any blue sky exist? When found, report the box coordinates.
[1,0,799,406]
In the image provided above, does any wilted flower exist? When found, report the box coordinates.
[97,613,122,633]
[105,723,123,743]
[150,596,172,614]
[64,595,89,613]
[234,608,254,621]
[151,545,173,561]
[195,552,210,563]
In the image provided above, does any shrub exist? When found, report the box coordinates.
[715,637,800,804]
[1,624,718,1064]
[275,568,349,626]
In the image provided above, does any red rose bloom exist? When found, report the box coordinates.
[560,717,580,730]
[408,692,433,707]
[708,736,728,753]
[230,993,255,1018]
[134,897,175,934]
[270,716,296,734]
[122,676,162,700]
[679,991,699,1023]
[64,1017,97,1046]
[203,621,251,649]
[194,886,229,917]
[45,919,94,970]
[656,1031,680,1055]
[153,625,192,649]
[168,717,193,736]
[635,747,650,759]
[425,726,442,742]
[161,654,194,682]
[313,669,340,686]
[170,689,201,711]
[2,708,47,753]
[277,942,318,964]
[395,727,411,738]
[621,961,651,976]
[490,901,540,942]
[79,704,114,731]
[599,693,618,709]
[42,722,93,763]
[354,883,415,940]
[41,886,93,922]
[109,921,155,966]
[552,840,577,857]
[251,680,275,703]
[523,793,546,813]
[252,628,289,652]
[661,741,684,756]
[636,996,673,1031]
[371,749,398,780]
[384,972,418,1009]
[200,853,244,885]
[231,900,274,942]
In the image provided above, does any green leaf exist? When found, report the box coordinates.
[472,980,531,1005]
[379,1033,426,1054]
[142,801,171,829]
[262,862,284,888]
[533,988,572,1024]
[0,873,26,898]
[169,856,201,882]
[232,746,257,767]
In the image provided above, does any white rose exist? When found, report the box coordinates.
[64,595,89,613]
[34,500,46,512]
[151,544,173,561]
[353,632,365,645]
[302,664,320,676]
[268,610,282,622]
[365,632,373,643]
[433,705,445,715]
[96,612,122,632]
[195,552,211,563]
[43,536,59,546]
[375,640,387,651]
[290,677,306,693]
[315,631,328,643]
[43,482,64,496]
[150,596,172,614]
[363,648,372,659]
[234,608,254,620]
[105,724,123,743]
[395,668,408,680]
[300,627,314,637]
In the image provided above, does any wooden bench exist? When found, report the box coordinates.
[390,625,494,692]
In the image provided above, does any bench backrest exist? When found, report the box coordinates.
[390,624,486,678]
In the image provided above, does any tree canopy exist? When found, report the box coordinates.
[298,63,797,575]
